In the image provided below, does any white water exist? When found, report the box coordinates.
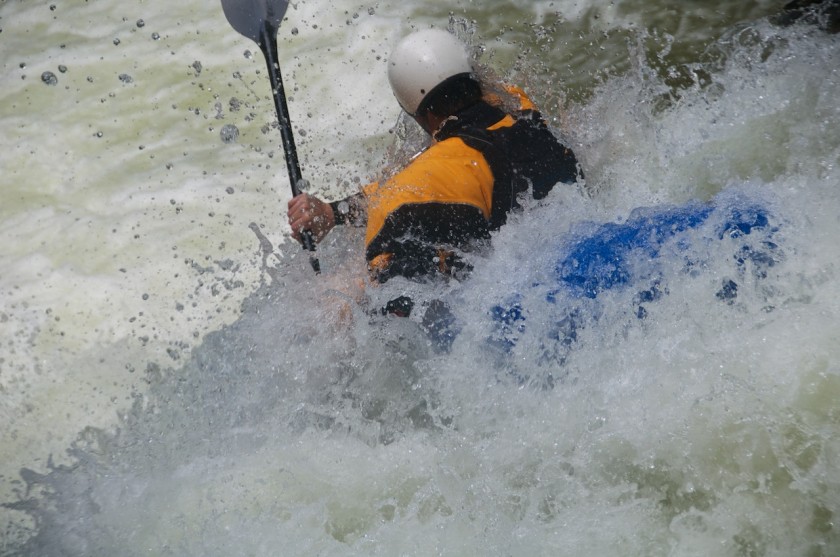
[1,0,839,555]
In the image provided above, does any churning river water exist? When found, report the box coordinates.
[1,0,839,555]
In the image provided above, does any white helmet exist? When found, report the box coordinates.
[388,29,473,115]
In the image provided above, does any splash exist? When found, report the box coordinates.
[2,4,840,557]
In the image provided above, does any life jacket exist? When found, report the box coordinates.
[364,89,580,283]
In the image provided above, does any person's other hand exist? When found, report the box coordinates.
[287,193,335,243]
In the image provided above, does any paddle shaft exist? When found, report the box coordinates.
[258,22,320,271]
[260,25,303,195]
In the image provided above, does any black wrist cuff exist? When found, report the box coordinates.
[329,200,346,225]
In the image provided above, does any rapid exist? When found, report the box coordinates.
[1,0,839,555]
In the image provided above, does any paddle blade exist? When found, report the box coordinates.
[221,0,290,43]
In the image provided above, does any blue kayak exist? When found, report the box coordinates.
[554,199,777,300]
[486,192,782,374]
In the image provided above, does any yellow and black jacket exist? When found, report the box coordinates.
[363,90,580,283]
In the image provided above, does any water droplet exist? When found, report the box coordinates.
[151,32,160,40]
[243,50,252,59]
[113,37,121,46]
[41,71,58,85]
[291,27,299,35]
[49,4,57,11]
[58,65,68,73]
[225,186,235,194]
[220,124,239,144]
[94,131,104,138]
[19,62,26,69]
[119,73,133,83]
[136,19,145,28]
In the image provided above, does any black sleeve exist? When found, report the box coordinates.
[365,202,490,283]
[329,193,366,226]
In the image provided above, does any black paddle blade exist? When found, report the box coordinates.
[220,0,290,43]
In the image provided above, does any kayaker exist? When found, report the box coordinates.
[287,28,582,286]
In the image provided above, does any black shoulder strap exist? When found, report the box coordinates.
[439,102,581,229]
